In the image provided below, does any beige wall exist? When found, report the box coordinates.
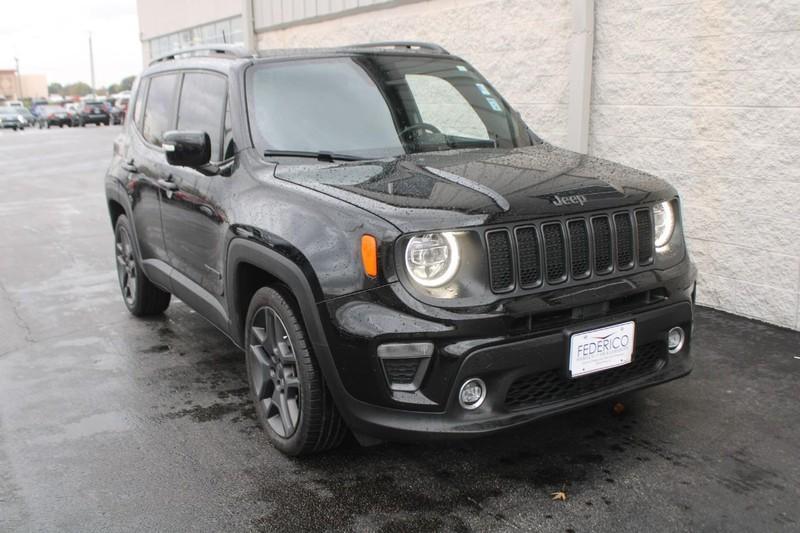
[0,71,16,100]
[255,0,800,330]
[589,0,800,329]
[0,72,47,100]
[20,74,47,99]
[136,0,241,41]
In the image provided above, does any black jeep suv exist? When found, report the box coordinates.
[106,43,696,456]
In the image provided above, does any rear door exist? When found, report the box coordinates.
[126,73,180,269]
[160,71,229,297]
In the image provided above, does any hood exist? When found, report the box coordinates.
[272,142,676,233]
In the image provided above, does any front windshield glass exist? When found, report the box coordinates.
[247,55,534,159]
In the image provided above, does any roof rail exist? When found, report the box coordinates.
[149,45,254,65]
[345,41,450,54]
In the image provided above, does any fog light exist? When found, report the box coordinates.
[667,326,685,354]
[459,378,487,410]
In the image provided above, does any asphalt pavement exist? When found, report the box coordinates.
[1,126,798,532]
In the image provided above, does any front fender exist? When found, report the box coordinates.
[225,237,361,424]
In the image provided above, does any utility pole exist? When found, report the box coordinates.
[88,32,96,96]
[14,57,22,100]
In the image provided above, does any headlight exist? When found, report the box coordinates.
[653,200,676,249]
[404,232,460,287]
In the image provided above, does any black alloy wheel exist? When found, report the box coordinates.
[244,287,346,455]
[115,224,138,307]
[113,215,171,316]
[248,306,301,438]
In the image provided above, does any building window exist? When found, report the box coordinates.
[148,16,244,60]
[252,0,403,31]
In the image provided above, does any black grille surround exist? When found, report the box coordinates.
[485,206,657,295]
[486,229,515,292]
[505,342,667,411]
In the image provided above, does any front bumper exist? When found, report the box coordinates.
[316,260,696,440]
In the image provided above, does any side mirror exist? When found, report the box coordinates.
[163,130,211,168]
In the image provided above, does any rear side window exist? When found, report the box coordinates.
[142,74,178,147]
[176,72,228,161]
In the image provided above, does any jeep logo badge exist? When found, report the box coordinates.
[552,194,587,207]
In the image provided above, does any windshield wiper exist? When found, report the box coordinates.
[263,150,364,162]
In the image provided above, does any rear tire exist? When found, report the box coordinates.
[245,286,347,456]
[114,215,171,316]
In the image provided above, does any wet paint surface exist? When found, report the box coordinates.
[273,143,675,232]
[1,127,799,532]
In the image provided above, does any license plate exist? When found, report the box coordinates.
[568,321,635,378]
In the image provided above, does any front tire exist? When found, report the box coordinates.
[245,286,346,456]
[114,215,171,316]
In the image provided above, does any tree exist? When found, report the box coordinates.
[63,82,93,97]
[48,82,63,95]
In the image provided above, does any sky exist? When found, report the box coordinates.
[0,0,142,88]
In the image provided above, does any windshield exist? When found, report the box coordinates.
[0,108,17,115]
[246,55,534,159]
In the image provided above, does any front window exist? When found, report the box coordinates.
[246,55,534,159]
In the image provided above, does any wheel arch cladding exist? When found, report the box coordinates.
[108,199,125,228]
[226,238,326,349]
[226,238,354,413]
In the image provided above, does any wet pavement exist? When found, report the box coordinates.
[1,126,799,532]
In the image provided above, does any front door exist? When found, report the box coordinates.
[160,71,230,297]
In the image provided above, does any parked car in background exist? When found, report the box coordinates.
[39,105,72,128]
[0,106,26,130]
[105,103,125,125]
[64,102,82,127]
[79,100,110,126]
[17,107,38,128]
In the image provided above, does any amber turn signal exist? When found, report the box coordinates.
[361,235,378,277]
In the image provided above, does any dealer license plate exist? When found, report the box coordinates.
[568,321,635,378]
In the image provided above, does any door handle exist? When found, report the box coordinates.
[157,178,179,191]
[121,158,137,172]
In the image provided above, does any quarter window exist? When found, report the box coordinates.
[141,74,178,147]
[132,77,148,130]
[176,73,228,161]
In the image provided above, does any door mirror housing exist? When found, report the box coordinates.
[163,130,211,168]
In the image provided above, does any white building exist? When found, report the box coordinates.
[136,0,800,331]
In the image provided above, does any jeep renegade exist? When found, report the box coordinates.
[106,43,696,456]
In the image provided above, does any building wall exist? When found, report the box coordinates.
[137,0,241,41]
[20,75,48,100]
[0,72,47,100]
[589,0,800,329]
[0,70,16,100]
[258,0,800,330]
[137,0,242,63]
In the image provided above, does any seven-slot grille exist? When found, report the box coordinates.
[486,208,655,293]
